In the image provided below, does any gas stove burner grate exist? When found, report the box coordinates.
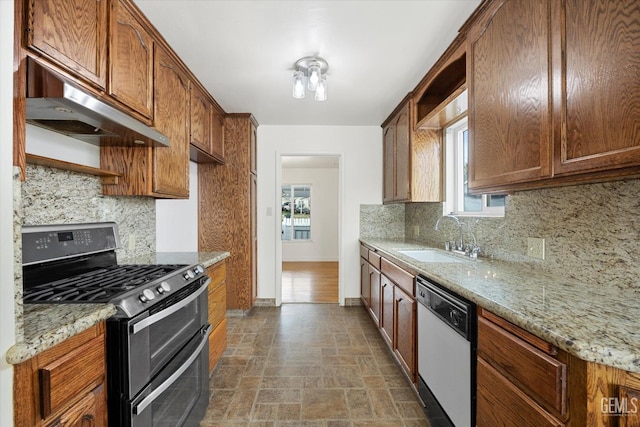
[23,264,187,304]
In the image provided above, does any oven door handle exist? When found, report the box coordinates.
[131,278,211,335]
[133,323,212,416]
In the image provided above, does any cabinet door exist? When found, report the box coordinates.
[190,85,212,153]
[380,275,394,347]
[211,107,225,162]
[27,0,107,89]
[153,47,190,197]
[109,0,154,119]
[394,285,416,381]
[477,358,564,427]
[368,264,381,325]
[394,105,411,202]
[468,0,552,190]
[555,0,640,176]
[382,124,395,203]
[360,257,371,308]
[618,385,640,427]
[46,384,106,427]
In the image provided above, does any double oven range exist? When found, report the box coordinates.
[22,222,211,427]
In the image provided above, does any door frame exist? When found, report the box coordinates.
[275,153,343,305]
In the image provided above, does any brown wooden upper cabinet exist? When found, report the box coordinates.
[109,0,154,121]
[190,84,212,154]
[383,100,412,203]
[468,0,640,193]
[26,0,108,89]
[382,97,444,203]
[189,83,225,164]
[101,46,190,198]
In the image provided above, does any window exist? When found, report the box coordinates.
[444,117,505,217]
[281,185,311,241]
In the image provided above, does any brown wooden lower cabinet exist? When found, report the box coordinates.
[13,323,108,427]
[359,244,416,384]
[380,274,394,347]
[393,285,416,383]
[206,261,227,373]
[477,357,565,427]
[368,264,381,324]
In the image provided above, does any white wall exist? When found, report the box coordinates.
[156,162,199,252]
[1,1,16,424]
[25,124,199,253]
[257,126,382,305]
[282,167,339,262]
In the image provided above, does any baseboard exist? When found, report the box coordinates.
[226,308,254,317]
[253,298,276,307]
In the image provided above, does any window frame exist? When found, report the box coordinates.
[281,184,312,242]
[444,116,505,218]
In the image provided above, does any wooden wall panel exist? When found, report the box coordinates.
[411,128,443,202]
[199,114,254,310]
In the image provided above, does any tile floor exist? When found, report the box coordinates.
[200,304,431,427]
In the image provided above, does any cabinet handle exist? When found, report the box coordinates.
[117,19,147,50]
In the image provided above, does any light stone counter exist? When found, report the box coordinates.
[7,251,230,365]
[119,251,230,268]
[6,304,117,364]
[361,238,640,374]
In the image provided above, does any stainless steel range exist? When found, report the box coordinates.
[22,222,211,427]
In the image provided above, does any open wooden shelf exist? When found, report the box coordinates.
[26,154,122,185]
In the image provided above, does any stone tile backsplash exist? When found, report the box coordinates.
[364,179,640,288]
[21,164,156,260]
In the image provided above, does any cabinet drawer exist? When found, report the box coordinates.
[478,316,566,416]
[368,251,381,270]
[208,318,227,373]
[208,280,226,328]
[39,335,105,418]
[477,358,564,427]
[360,244,369,259]
[381,258,414,296]
[207,261,227,288]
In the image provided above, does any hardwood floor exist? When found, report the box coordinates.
[282,262,338,303]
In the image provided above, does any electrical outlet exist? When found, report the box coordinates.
[414,225,420,237]
[527,237,545,260]
[128,234,136,251]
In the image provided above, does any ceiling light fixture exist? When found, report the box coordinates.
[292,56,328,101]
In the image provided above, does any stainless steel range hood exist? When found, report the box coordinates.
[25,58,169,147]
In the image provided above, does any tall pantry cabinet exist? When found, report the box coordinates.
[198,114,258,311]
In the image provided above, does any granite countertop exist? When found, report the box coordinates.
[7,251,230,365]
[361,237,640,374]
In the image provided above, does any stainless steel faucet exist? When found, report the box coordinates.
[434,214,464,251]
[435,214,480,258]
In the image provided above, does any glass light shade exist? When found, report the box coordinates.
[292,71,305,99]
[307,62,321,91]
[315,75,327,101]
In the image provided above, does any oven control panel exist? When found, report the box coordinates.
[22,222,120,266]
[113,264,208,318]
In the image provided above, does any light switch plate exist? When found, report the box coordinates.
[527,237,545,260]
[414,225,420,237]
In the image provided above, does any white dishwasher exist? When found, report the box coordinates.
[416,275,476,427]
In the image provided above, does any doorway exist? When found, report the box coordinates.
[280,155,340,303]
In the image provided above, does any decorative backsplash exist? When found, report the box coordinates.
[21,164,156,260]
[363,179,640,288]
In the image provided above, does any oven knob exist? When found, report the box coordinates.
[141,289,155,301]
[157,281,171,294]
[183,270,195,280]
[139,294,147,303]
[193,265,204,275]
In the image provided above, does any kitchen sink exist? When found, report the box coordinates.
[397,249,464,263]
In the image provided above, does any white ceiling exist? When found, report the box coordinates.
[134,0,481,126]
